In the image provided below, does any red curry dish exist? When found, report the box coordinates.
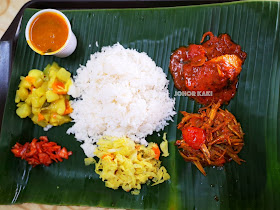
[169,32,247,105]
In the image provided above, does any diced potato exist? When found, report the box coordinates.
[32,106,40,115]
[57,68,71,82]
[51,62,60,70]
[28,69,44,79]
[31,89,39,97]
[49,68,58,78]
[33,77,44,88]
[62,115,72,123]
[15,63,73,128]
[41,111,51,122]
[31,115,48,127]
[15,92,20,103]
[49,62,60,75]
[31,95,41,108]
[16,102,24,107]
[25,94,32,105]
[36,83,47,97]
[38,95,46,107]
[17,87,29,101]
[19,77,32,89]
[65,79,73,92]
[43,64,51,75]
[16,103,31,118]
[47,102,56,113]
[48,72,57,89]
[41,82,48,91]
[46,90,59,102]
[49,113,58,126]
[49,114,71,126]
[55,99,66,115]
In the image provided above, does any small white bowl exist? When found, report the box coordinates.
[25,9,77,58]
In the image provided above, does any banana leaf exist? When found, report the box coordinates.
[0,1,280,209]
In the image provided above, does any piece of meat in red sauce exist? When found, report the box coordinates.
[169,32,247,105]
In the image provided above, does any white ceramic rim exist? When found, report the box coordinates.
[25,9,72,55]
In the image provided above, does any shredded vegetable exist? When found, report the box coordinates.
[160,132,169,157]
[93,136,170,194]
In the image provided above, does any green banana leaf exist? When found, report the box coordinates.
[0,1,279,209]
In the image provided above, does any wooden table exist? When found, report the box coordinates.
[0,0,123,209]
[0,0,28,38]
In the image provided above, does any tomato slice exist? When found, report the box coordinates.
[182,127,206,150]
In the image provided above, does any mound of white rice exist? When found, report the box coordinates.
[67,43,175,157]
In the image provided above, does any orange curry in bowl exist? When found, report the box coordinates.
[29,12,69,53]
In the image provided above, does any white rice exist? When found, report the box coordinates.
[67,43,175,157]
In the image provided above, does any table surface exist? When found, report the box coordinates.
[0,0,123,209]
[0,0,28,39]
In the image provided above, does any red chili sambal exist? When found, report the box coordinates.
[11,136,72,167]
[169,32,247,105]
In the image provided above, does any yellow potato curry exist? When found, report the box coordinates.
[15,62,73,127]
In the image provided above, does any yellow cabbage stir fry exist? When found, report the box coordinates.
[85,136,170,195]
[15,62,73,127]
